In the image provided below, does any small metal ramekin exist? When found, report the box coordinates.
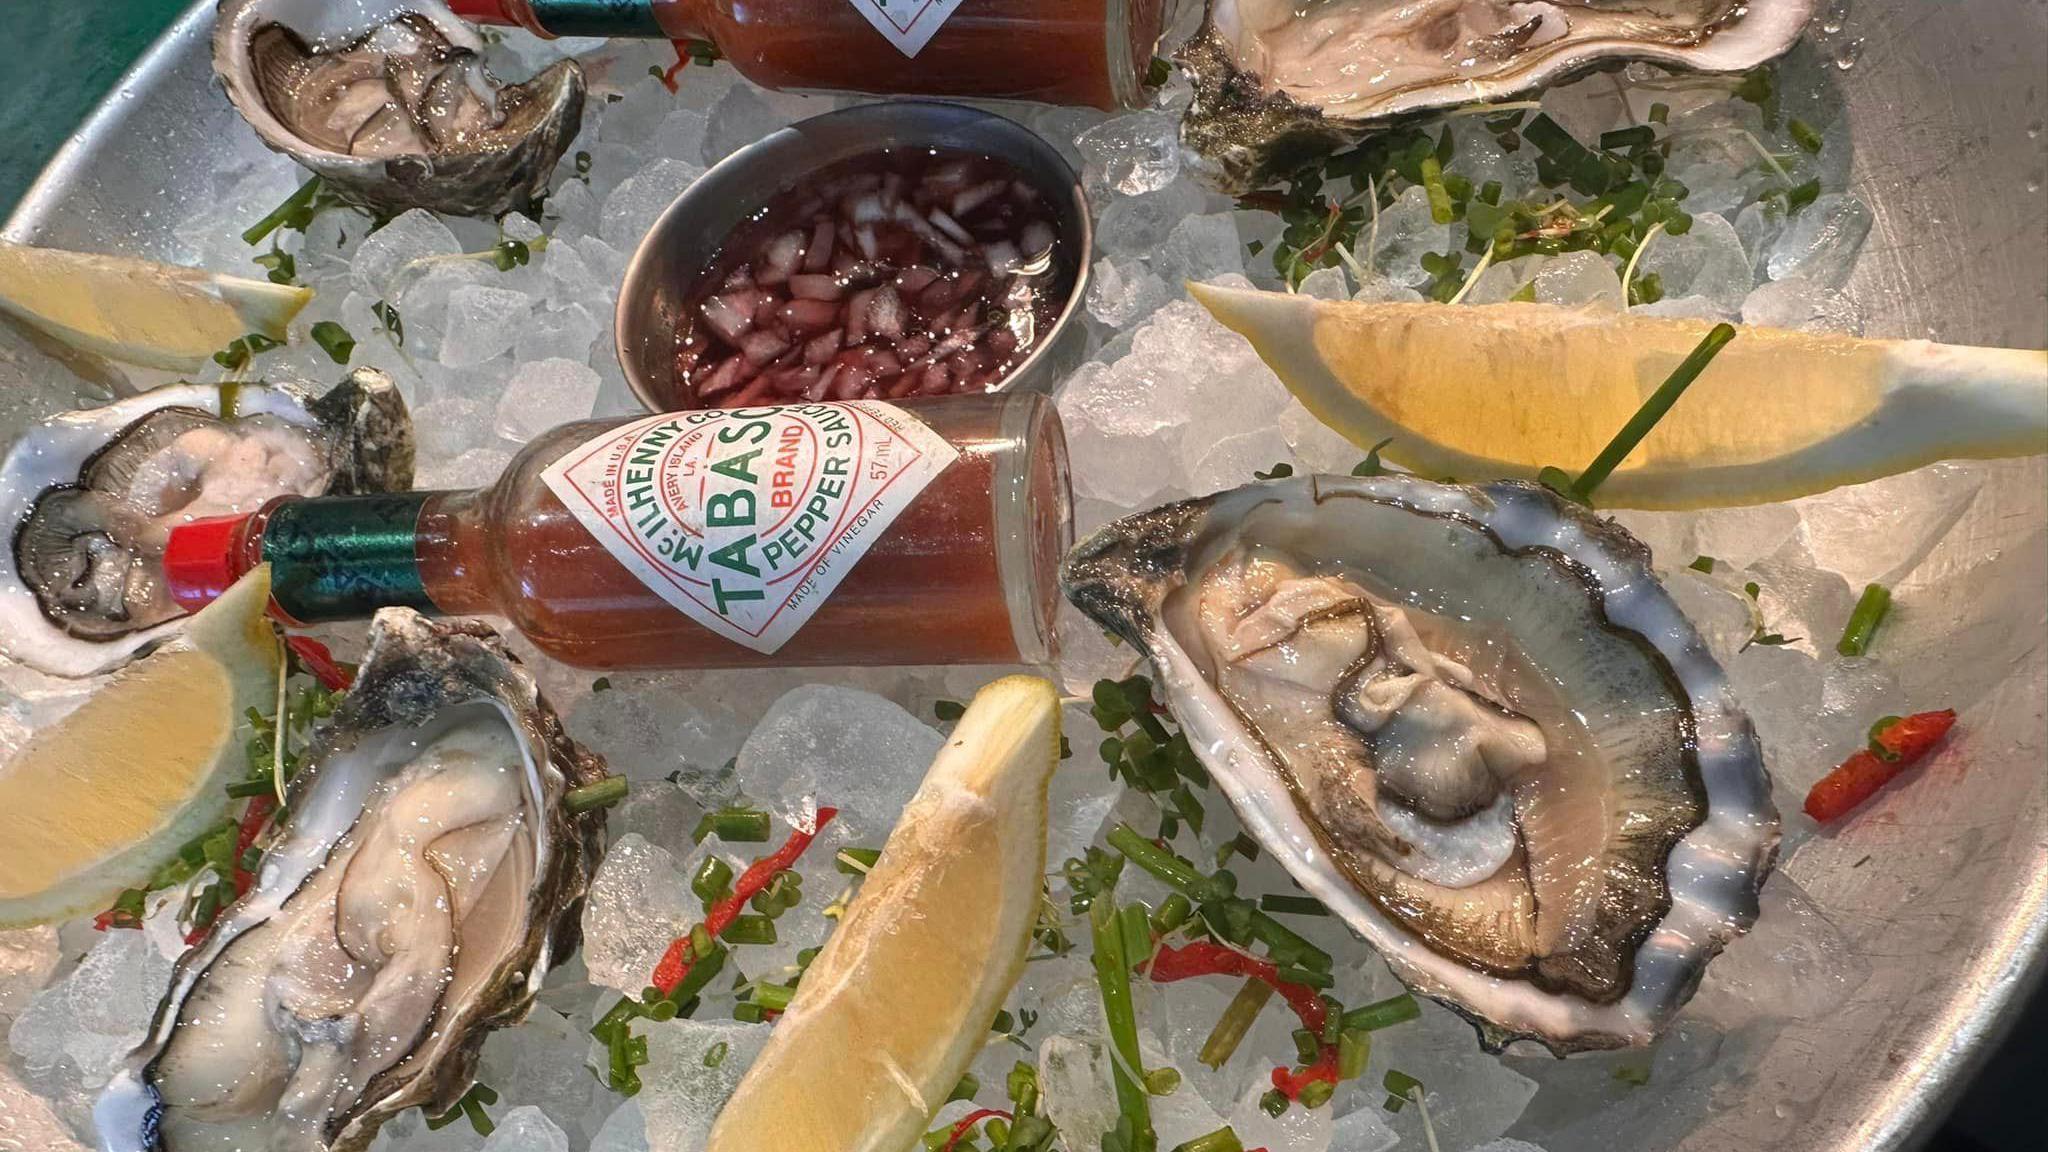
[615,101,1094,412]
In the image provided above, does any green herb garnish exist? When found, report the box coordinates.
[309,320,354,364]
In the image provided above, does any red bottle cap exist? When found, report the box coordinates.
[162,512,254,616]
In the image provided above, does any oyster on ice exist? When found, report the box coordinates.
[0,371,413,678]
[214,0,586,216]
[1179,0,1817,191]
[95,610,610,1152]
[1063,475,1779,1051]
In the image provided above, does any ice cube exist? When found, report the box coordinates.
[352,209,463,300]
[589,1099,648,1152]
[544,178,602,242]
[411,397,495,463]
[1791,462,1985,587]
[417,447,514,490]
[540,237,614,313]
[477,1105,569,1152]
[1635,294,1734,322]
[1734,200,1787,269]
[496,358,602,443]
[1058,356,1195,437]
[6,927,172,1086]
[1187,426,1296,495]
[600,78,680,148]
[1461,257,1536,305]
[1096,181,1212,258]
[599,158,706,250]
[440,284,537,369]
[1765,193,1873,287]
[1363,1001,1539,1150]
[0,926,58,1021]
[1637,212,1751,313]
[1297,266,1351,300]
[1534,250,1623,309]
[1045,747,1123,868]
[640,1019,770,1152]
[655,108,709,162]
[517,303,604,369]
[700,85,791,166]
[1154,212,1248,289]
[579,833,698,993]
[1227,1081,1333,1152]
[733,684,944,842]
[569,677,753,785]
[1281,402,1368,475]
[1350,273,1427,304]
[1066,417,1187,506]
[1689,874,1869,1027]
[477,1006,618,1147]
[1469,1142,1550,1152]
[1086,258,1174,328]
[1362,186,1451,289]
[1037,1035,1121,1150]
[1329,1104,1400,1152]
[1077,111,1183,197]
[1740,276,1862,333]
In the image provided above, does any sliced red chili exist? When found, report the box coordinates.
[652,807,840,996]
[941,1108,1013,1152]
[1803,709,1957,823]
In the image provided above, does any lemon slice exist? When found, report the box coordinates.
[0,242,312,372]
[0,567,280,928]
[1190,283,2048,510]
[707,675,1062,1152]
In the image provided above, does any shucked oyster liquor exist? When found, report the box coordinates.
[214,0,586,216]
[1063,475,1779,1051]
[96,610,610,1152]
[1178,0,1817,192]
[0,371,412,678]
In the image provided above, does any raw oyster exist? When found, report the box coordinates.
[0,371,413,678]
[213,0,586,216]
[1062,475,1779,1051]
[1179,0,1817,192]
[95,610,610,1152]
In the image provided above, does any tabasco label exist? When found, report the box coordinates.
[541,402,959,653]
[846,0,965,58]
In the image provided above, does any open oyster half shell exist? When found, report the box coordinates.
[214,0,585,216]
[1062,475,1779,1051]
[95,610,610,1152]
[0,370,413,678]
[1179,0,1817,193]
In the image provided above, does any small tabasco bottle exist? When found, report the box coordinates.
[163,394,1071,669]
[445,0,1167,110]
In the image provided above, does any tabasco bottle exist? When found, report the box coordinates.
[446,0,1168,110]
[162,394,1071,669]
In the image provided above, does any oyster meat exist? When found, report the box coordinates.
[0,371,413,678]
[95,610,610,1152]
[214,0,586,216]
[1063,475,1778,1051]
[1179,0,1817,191]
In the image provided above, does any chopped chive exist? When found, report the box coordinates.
[1788,118,1824,155]
[1298,1079,1335,1109]
[1382,1069,1425,1112]
[1260,1089,1289,1118]
[695,807,772,843]
[1785,178,1822,213]
[1291,1028,1321,1065]
[834,846,882,875]
[1338,1029,1372,1080]
[1199,978,1274,1069]
[1688,555,1718,574]
[1258,894,1328,917]
[1648,102,1670,124]
[1836,583,1893,656]
[692,857,735,905]
[1274,965,1334,990]
[1170,1128,1244,1152]
[724,914,778,946]
[933,699,966,722]
[1143,1066,1182,1096]
[1613,1061,1652,1086]
[1089,897,1154,1146]
[242,177,325,245]
[1544,323,1737,505]
[1341,993,1422,1033]
[1151,893,1194,935]
[749,982,795,1013]
[308,321,354,364]
[1600,125,1656,151]
[703,1041,729,1068]
[1147,56,1172,87]
[565,777,627,814]
[1420,155,1455,224]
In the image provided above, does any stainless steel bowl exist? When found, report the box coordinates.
[612,101,1093,412]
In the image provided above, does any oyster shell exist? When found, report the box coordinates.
[1179,0,1817,192]
[213,0,586,216]
[0,371,413,678]
[95,610,610,1152]
[1063,475,1778,1051]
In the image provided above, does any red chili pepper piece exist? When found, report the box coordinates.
[1803,710,1958,823]
[652,807,840,996]
[1270,1050,1339,1101]
[658,43,691,92]
[285,635,354,692]
[1145,940,1340,1101]
[232,795,278,897]
[940,1108,1014,1152]
[1805,709,1959,822]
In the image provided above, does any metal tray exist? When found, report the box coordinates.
[3,3,2044,1150]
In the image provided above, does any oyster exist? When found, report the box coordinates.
[214,0,586,216]
[1179,0,1817,191]
[95,610,610,1152]
[0,371,413,678]
[1063,475,1778,1051]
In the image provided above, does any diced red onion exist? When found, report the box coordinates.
[789,274,844,301]
[701,293,755,342]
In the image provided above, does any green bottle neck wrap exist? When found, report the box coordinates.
[262,495,437,622]
[526,0,666,36]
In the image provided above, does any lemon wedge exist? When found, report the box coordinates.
[0,242,312,372]
[0,567,280,928]
[1191,282,2048,510]
[707,675,1062,1152]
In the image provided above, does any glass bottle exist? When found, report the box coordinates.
[164,394,1070,669]
[446,0,1167,110]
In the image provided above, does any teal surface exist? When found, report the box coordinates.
[1,0,191,219]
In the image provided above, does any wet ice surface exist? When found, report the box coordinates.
[4,19,2041,1152]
